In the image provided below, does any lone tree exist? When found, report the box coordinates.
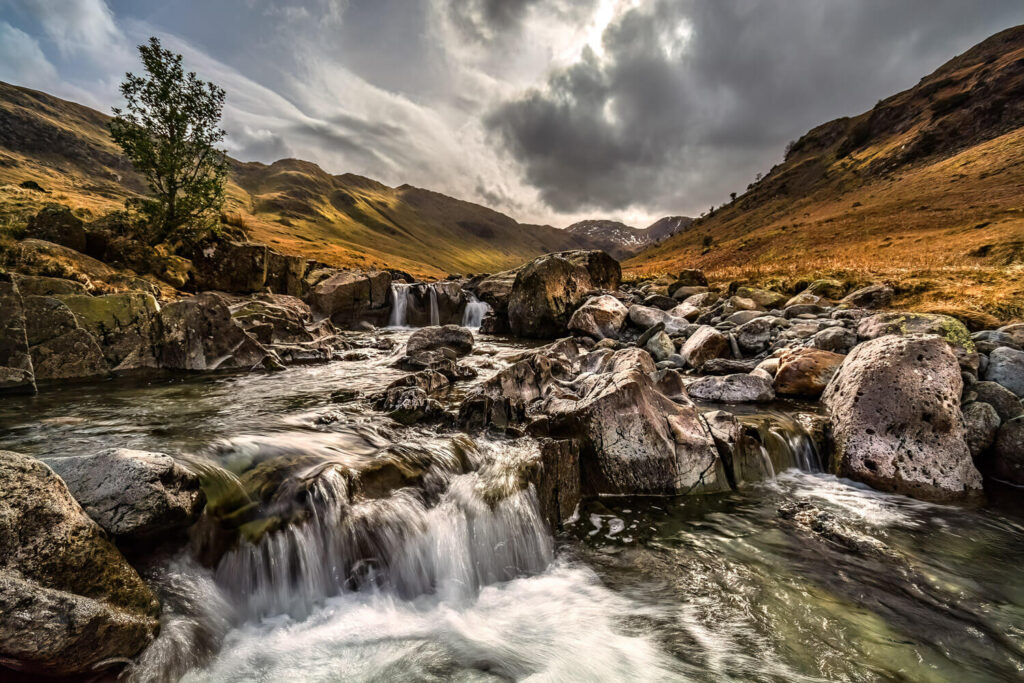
[110,37,228,245]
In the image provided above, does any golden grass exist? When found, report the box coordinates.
[627,127,1024,323]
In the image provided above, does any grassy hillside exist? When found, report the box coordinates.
[627,26,1024,321]
[0,81,579,279]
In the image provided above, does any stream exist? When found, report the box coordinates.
[1,329,1022,682]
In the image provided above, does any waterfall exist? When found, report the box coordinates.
[462,293,491,329]
[209,438,554,620]
[388,283,411,327]
[736,411,823,478]
[428,284,440,326]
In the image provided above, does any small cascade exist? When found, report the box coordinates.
[428,284,440,326]
[388,283,412,327]
[462,293,491,329]
[209,438,554,620]
[738,411,823,475]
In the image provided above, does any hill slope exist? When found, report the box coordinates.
[0,81,586,278]
[628,25,1024,320]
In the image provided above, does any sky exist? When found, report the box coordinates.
[1,1,1021,228]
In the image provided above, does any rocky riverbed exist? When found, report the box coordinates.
[1,242,1023,680]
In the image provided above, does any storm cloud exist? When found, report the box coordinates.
[1,0,1022,225]
[487,0,1024,216]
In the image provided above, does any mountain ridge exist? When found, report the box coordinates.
[628,24,1024,320]
[0,80,665,278]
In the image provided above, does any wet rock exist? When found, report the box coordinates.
[822,335,982,501]
[968,381,1024,422]
[774,347,846,398]
[678,325,729,369]
[0,275,35,393]
[812,326,857,354]
[840,284,894,309]
[230,294,344,363]
[687,373,775,403]
[469,269,517,322]
[568,295,628,340]
[394,350,478,382]
[542,348,728,495]
[529,439,581,531]
[0,450,160,677]
[58,292,160,372]
[21,296,107,381]
[983,347,1024,397]
[783,304,830,319]
[507,250,620,338]
[991,418,1024,485]
[734,316,774,353]
[46,449,205,540]
[962,402,1001,460]
[379,387,445,425]
[25,204,87,252]
[308,269,392,329]
[158,293,278,372]
[386,370,450,395]
[645,330,676,362]
[407,325,475,357]
[778,501,898,560]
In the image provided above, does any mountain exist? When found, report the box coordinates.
[0,81,583,278]
[628,25,1024,321]
[564,220,645,259]
[643,216,693,243]
[564,216,694,260]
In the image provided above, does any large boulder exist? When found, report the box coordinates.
[0,275,35,393]
[25,205,87,253]
[821,335,982,501]
[774,348,846,398]
[406,325,474,357]
[568,295,628,340]
[308,269,392,329]
[686,373,775,403]
[542,348,729,495]
[46,449,205,540]
[734,287,787,309]
[507,251,621,338]
[57,292,160,371]
[189,239,269,293]
[12,275,89,297]
[983,347,1024,397]
[22,296,109,382]
[678,325,729,369]
[158,292,278,371]
[857,312,977,372]
[265,250,309,297]
[0,451,159,677]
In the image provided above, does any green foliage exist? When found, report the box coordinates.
[110,37,228,246]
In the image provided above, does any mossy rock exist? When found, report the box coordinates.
[857,312,976,354]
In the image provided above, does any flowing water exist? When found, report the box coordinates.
[462,294,491,329]
[388,283,411,327]
[1,330,1023,682]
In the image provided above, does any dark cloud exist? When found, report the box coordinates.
[487,0,1024,215]
[446,0,539,41]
